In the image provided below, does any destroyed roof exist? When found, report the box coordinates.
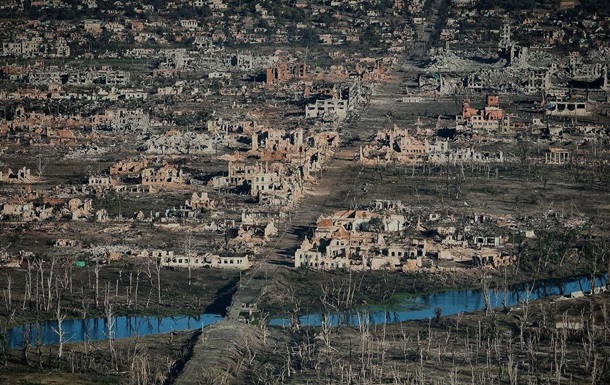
[332,209,375,219]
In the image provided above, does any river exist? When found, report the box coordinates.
[6,313,223,349]
[268,274,608,327]
[6,274,607,348]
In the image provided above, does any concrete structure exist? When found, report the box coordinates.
[546,101,588,117]
[472,250,516,268]
[141,165,184,186]
[527,69,551,95]
[305,98,348,121]
[294,209,427,271]
[545,148,571,164]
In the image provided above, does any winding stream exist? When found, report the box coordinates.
[6,313,223,349]
[269,274,608,327]
[6,274,607,349]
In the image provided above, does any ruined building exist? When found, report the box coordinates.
[141,164,185,186]
[458,95,510,132]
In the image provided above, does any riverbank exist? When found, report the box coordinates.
[6,271,604,350]
[267,273,607,327]
[0,328,197,385]
[258,264,603,318]
[173,290,610,384]
[0,266,240,328]
[5,312,223,349]
[267,290,610,385]
[2,280,608,385]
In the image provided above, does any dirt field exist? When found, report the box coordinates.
[166,291,610,385]
[0,262,239,326]
[0,329,197,385]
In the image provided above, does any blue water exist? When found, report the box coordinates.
[268,274,608,327]
[6,274,607,348]
[7,313,223,349]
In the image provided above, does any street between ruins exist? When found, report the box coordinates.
[3,0,610,384]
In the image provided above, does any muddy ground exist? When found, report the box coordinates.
[0,328,196,385]
[169,291,610,385]
[0,263,239,326]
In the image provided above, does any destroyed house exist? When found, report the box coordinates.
[460,96,509,131]
[217,161,302,198]
[295,206,430,271]
[54,239,82,248]
[185,192,214,210]
[141,165,184,186]
[1,167,32,183]
[546,101,588,117]
[88,176,112,187]
[472,250,516,268]
[110,158,148,175]
[295,236,425,271]
[545,147,570,164]
[359,126,449,165]
[471,235,502,248]
[305,98,348,120]
[160,253,209,268]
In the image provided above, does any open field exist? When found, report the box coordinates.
[2,0,610,383]
[0,329,197,385]
[171,291,610,385]
[0,261,238,326]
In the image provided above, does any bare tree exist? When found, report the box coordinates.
[45,257,57,312]
[32,258,44,312]
[35,322,43,369]
[23,258,32,310]
[93,253,104,308]
[182,233,195,286]
[20,323,31,364]
[152,255,162,305]
[80,287,89,319]
[480,272,491,316]
[50,298,70,359]
[129,342,150,385]
[517,139,529,177]
[517,283,534,348]
[258,311,270,345]
[134,270,141,310]
[35,154,48,179]
[105,297,117,371]
[3,275,11,312]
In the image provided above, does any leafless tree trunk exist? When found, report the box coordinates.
[80,286,89,319]
[5,275,12,311]
[134,270,140,310]
[20,323,31,364]
[287,286,301,332]
[36,154,48,179]
[481,272,491,316]
[517,284,534,348]
[127,272,132,307]
[115,279,119,301]
[129,342,150,385]
[506,338,518,385]
[51,298,69,359]
[34,259,44,312]
[35,322,43,369]
[0,321,7,367]
[105,285,118,371]
[183,234,195,286]
[502,266,508,311]
[46,257,57,312]
[2,275,13,313]
[23,260,32,310]
[153,256,162,305]
[93,256,103,308]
